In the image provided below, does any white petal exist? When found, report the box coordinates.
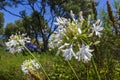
[78,28,82,34]
[93,41,100,45]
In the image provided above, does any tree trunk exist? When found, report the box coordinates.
[42,37,48,52]
[34,31,40,47]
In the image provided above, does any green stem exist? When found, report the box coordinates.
[91,58,101,80]
[67,60,80,80]
[86,64,89,80]
[23,44,50,80]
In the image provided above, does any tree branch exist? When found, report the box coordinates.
[3,7,22,18]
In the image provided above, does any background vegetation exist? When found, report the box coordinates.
[0,0,120,80]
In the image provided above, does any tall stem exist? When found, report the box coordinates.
[67,60,80,80]
[91,58,101,80]
[23,44,50,80]
[86,64,89,80]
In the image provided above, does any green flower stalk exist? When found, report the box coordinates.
[67,60,80,80]
[91,58,101,80]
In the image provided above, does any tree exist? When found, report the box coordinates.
[15,19,25,33]
[5,21,24,38]
[114,0,120,33]
[107,1,118,35]
[0,0,98,52]
[0,12,4,34]
[0,12,4,28]
[0,0,58,51]
[47,0,98,18]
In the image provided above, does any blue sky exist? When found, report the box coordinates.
[1,4,32,27]
[1,0,114,27]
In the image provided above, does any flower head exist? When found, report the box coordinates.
[76,44,93,63]
[56,43,70,55]
[52,11,102,63]
[21,59,40,74]
[79,11,84,21]
[63,45,76,60]
[5,33,31,53]
[78,27,82,34]
[25,43,39,52]
[5,39,24,53]
[54,17,68,28]
[49,30,64,49]
[70,10,75,21]
[91,19,103,37]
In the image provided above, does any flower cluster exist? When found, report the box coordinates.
[21,59,40,74]
[5,33,31,54]
[90,19,103,37]
[50,11,104,63]
[76,44,93,63]
[25,43,40,52]
[56,43,93,63]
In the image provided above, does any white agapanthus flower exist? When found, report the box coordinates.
[8,47,16,53]
[91,19,103,37]
[18,39,25,45]
[79,11,84,21]
[93,41,100,45]
[5,33,31,53]
[54,32,63,41]
[52,11,102,63]
[49,33,62,49]
[54,17,68,28]
[49,29,65,49]
[76,44,94,63]
[17,46,24,53]
[5,39,24,53]
[63,45,76,60]
[21,59,40,74]
[25,36,31,43]
[70,10,75,21]
[56,43,70,55]
[78,27,82,34]
[5,39,18,47]
[48,41,55,49]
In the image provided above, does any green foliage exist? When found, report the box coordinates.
[15,20,25,33]
[1,0,120,80]
[0,47,120,80]
[62,0,93,15]
[5,22,24,38]
[47,0,96,17]
[0,52,26,80]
